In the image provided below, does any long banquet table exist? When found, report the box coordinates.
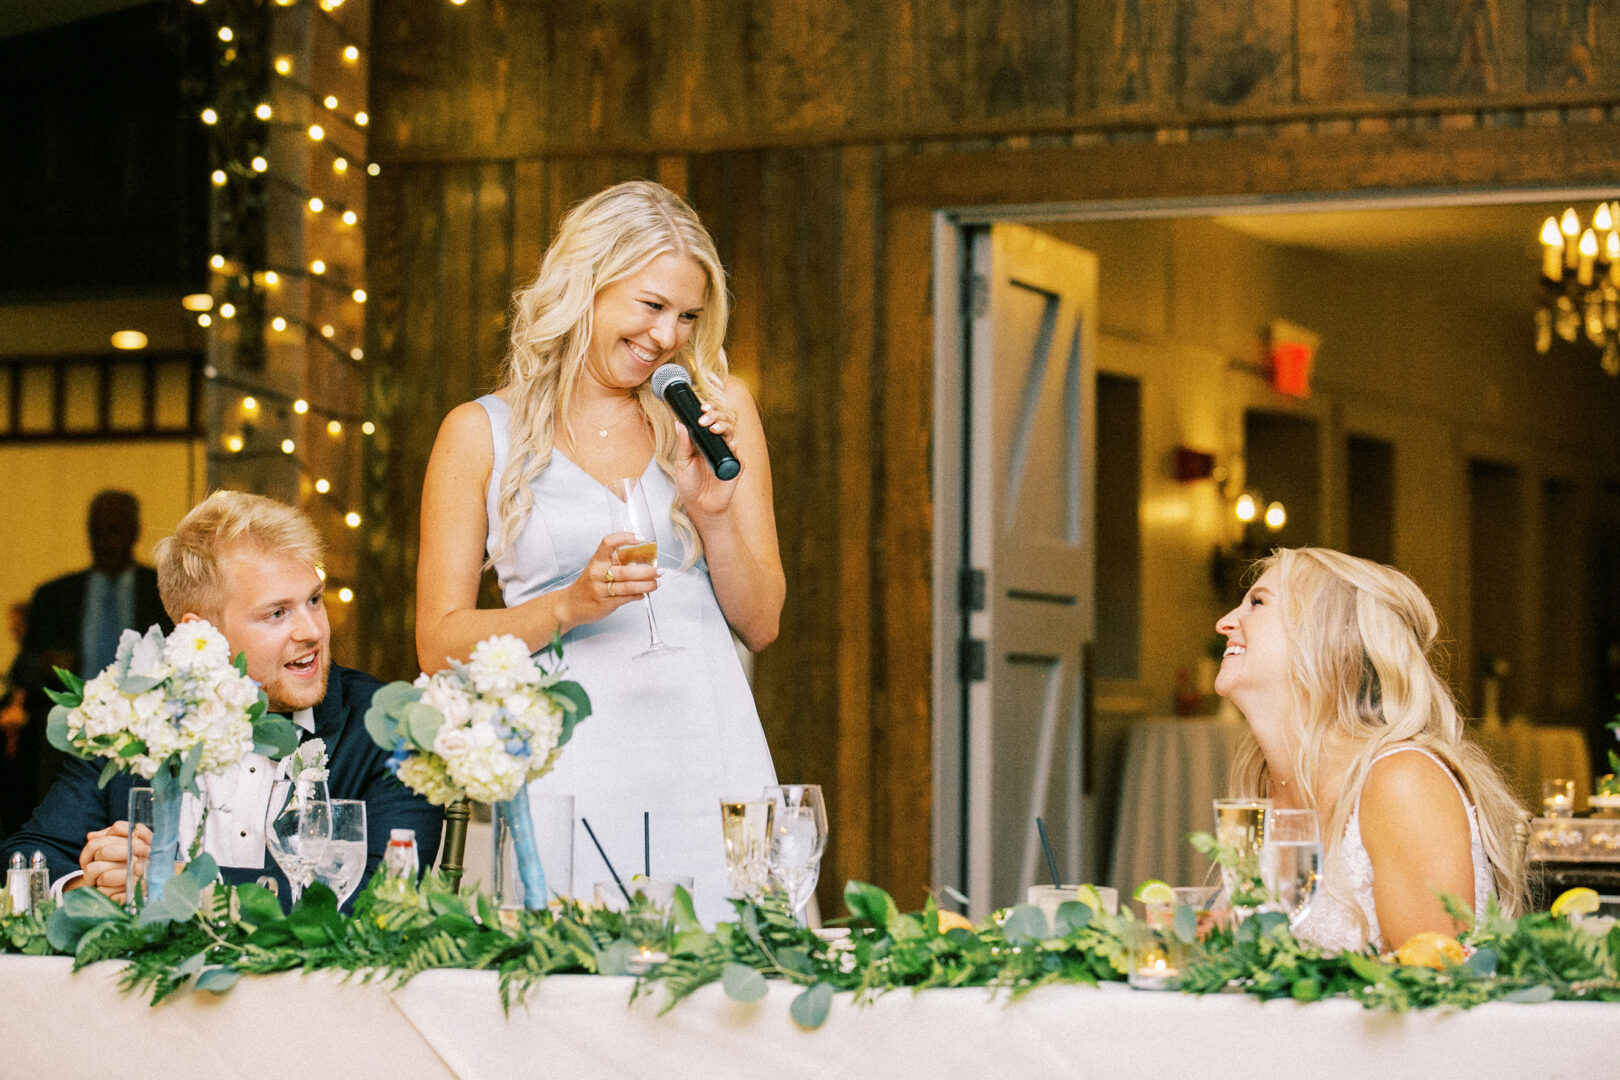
[3,955,1612,1079]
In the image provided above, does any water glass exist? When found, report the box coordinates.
[719,798,774,901]
[265,779,331,905]
[1260,807,1322,925]
[311,799,367,906]
[764,784,828,926]
[1027,884,1119,923]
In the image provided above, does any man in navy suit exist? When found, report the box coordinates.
[2,491,441,907]
[5,491,170,831]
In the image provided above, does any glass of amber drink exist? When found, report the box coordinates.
[606,477,682,658]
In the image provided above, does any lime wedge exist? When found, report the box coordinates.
[1133,879,1174,905]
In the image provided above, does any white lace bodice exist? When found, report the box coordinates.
[1291,745,1492,953]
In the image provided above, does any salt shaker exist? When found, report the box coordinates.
[6,853,27,915]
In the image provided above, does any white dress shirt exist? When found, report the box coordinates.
[52,708,317,895]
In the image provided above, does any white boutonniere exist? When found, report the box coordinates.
[285,737,329,784]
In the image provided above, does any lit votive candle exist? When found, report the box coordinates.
[624,946,669,976]
[1128,947,1181,991]
[1543,778,1576,819]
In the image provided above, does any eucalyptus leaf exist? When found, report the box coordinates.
[45,705,76,755]
[253,716,300,760]
[1054,900,1092,935]
[1002,903,1050,945]
[1173,904,1198,944]
[789,981,834,1029]
[404,701,446,749]
[721,961,768,1002]
[118,675,163,695]
[177,742,205,796]
[175,951,206,979]
[194,966,242,994]
[1502,984,1556,1004]
[1464,947,1498,977]
[96,759,121,790]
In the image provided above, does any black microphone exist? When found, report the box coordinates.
[650,364,741,481]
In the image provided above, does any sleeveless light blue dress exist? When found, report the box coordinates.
[478,395,777,926]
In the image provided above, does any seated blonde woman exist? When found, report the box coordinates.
[1214,548,1526,953]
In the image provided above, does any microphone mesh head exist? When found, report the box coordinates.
[650,363,691,402]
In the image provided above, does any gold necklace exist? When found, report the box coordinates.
[578,401,641,439]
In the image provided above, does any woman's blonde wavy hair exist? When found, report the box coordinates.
[1230,548,1528,931]
[490,180,733,567]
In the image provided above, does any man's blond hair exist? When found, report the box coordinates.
[154,491,325,621]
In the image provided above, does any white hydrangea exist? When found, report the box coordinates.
[466,634,540,696]
[163,621,232,674]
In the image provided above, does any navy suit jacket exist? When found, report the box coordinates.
[1,664,442,910]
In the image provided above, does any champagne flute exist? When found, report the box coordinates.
[605,477,682,658]
[1211,797,1271,910]
[764,784,829,927]
[1260,807,1322,926]
[311,799,368,907]
[720,798,774,901]
[265,778,331,906]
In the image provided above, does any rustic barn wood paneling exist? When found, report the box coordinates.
[367,0,1620,911]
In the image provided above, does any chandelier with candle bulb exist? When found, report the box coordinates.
[1536,201,1620,376]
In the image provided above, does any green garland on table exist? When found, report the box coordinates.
[4,867,1620,1025]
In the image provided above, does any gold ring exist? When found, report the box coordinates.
[605,568,614,584]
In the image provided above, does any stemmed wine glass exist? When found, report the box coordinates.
[311,799,368,907]
[265,778,331,905]
[605,477,682,659]
[1260,807,1322,927]
[764,784,828,927]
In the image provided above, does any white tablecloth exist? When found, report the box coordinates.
[1110,717,1249,895]
[2,955,1614,1079]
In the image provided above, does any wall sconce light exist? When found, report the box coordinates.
[1212,489,1287,600]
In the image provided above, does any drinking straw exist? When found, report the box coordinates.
[1036,816,1061,886]
[643,811,651,878]
[582,817,633,903]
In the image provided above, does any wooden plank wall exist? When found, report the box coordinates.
[363,0,1620,911]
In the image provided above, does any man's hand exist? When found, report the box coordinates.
[71,821,150,903]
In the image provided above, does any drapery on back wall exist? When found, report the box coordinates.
[359,1,1620,912]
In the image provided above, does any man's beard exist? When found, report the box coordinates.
[264,652,330,714]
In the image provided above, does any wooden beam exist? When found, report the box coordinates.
[883,120,1620,208]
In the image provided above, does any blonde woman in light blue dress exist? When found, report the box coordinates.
[415,181,782,926]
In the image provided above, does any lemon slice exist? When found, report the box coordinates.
[1393,931,1466,969]
[1551,886,1601,918]
[1133,880,1174,904]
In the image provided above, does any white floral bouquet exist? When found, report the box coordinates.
[364,634,590,806]
[46,622,292,784]
[45,621,296,905]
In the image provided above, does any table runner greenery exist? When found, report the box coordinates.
[4,861,1619,1025]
